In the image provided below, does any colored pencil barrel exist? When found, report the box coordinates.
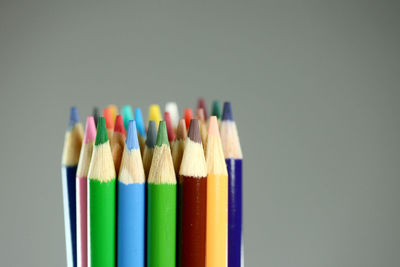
[118,120,145,267]
[88,117,116,267]
[62,107,83,267]
[118,183,145,266]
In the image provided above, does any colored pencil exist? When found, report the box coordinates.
[111,115,126,175]
[148,104,162,128]
[184,108,193,130]
[206,116,228,267]
[164,111,175,144]
[76,116,96,267]
[121,105,134,131]
[196,108,208,151]
[220,102,243,267]
[147,121,177,267]
[92,107,100,126]
[134,107,146,154]
[171,119,187,175]
[178,119,207,267]
[107,104,118,122]
[211,101,222,120]
[118,120,146,267]
[165,102,179,129]
[88,117,116,267]
[62,107,83,267]
[104,108,115,140]
[197,98,208,119]
[142,121,157,177]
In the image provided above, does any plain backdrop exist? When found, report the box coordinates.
[1,0,399,266]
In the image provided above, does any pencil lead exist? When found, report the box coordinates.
[208,116,219,137]
[156,121,169,147]
[92,107,99,126]
[184,108,193,130]
[104,108,115,130]
[107,104,118,122]
[165,102,179,127]
[146,121,157,148]
[84,116,97,144]
[148,104,162,125]
[114,115,126,136]
[176,119,187,140]
[211,101,222,119]
[197,98,208,118]
[196,108,205,122]
[222,102,233,121]
[122,105,134,130]
[188,119,201,144]
[126,120,140,151]
[164,112,175,142]
[69,106,80,127]
[134,108,146,138]
[95,117,109,145]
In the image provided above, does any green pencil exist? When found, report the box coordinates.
[147,121,177,267]
[88,117,116,267]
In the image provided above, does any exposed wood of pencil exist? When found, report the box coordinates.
[171,119,187,175]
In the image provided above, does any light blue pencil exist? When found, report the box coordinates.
[117,120,146,267]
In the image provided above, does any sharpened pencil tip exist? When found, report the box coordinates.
[156,121,169,147]
[103,108,114,129]
[126,120,140,150]
[164,112,175,142]
[114,115,126,136]
[84,116,96,144]
[122,105,133,130]
[197,98,208,118]
[95,117,109,146]
[222,102,233,121]
[176,119,187,140]
[69,106,80,127]
[146,121,157,148]
[208,116,219,136]
[188,119,201,144]
[184,108,193,130]
[134,108,146,137]
[211,101,222,119]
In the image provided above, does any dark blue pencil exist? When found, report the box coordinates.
[62,107,83,267]
[221,102,244,267]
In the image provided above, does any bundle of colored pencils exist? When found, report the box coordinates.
[61,99,243,267]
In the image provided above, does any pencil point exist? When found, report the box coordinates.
[148,104,162,125]
[69,106,80,127]
[196,108,205,122]
[92,107,99,126]
[184,108,193,130]
[208,116,219,137]
[134,108,146,137]
[164,112,175,142]
[156,121,169,147]
[103,108,114,130]
[114,115,126,136]
[126,120,140,150]
[188,119,201,144]
[222,102,233,121]
[165,102,179,127]
[211,101,222,119]
[95,117,109,146]
[197,98,208,118]
[146,121,157,148]
[176,119,187,140]
[84,116,96,144]
[122,105,133,130]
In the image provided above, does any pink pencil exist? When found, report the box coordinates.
[76,116,96,267]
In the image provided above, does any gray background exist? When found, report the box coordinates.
[0,0,399,266]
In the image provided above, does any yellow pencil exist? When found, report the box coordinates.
[206,116,228,267]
